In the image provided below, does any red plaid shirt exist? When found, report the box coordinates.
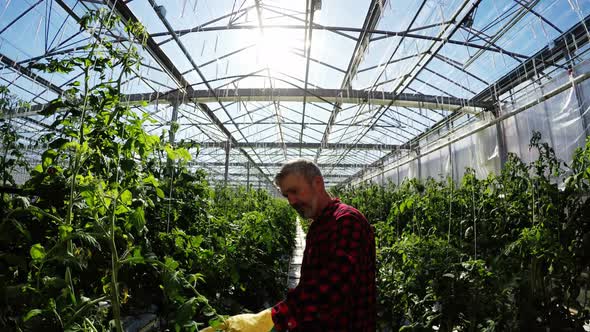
[271,199,376,331]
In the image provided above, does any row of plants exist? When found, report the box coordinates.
[0,10,296,331]
[333,132,590,331]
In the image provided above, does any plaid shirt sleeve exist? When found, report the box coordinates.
[271,204,375,331]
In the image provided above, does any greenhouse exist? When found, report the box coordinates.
[1,0,590,330]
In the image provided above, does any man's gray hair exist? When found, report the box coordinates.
[274,159,323,186]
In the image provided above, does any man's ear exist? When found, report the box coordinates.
[312,175,325,190]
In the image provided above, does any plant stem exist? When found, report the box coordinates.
[109,150,124,332]
[109,228,123,332]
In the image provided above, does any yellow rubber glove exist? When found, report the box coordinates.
[199,308,274,332]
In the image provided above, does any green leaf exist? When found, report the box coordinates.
[30,243,46,261]
[120,189,132,205]
[81,188,96,208]
[48,138,70,149]
[164,257,179,270]
[123,255,145,265]
[23,309,43,322]
[42,276,67,289]
[75,232,101,250]
[176,297,198,325]
[121,158,135,172]
[39,99,64,116]
[175,236,185,248]
[62,141,81,152]
[115,204,129,215]
[41,149,58,169]
[156,187,165,199]
[175,147,192,161]
[165,144,178,160]
[399,201,406,214]
[32,164,43,174]
[208,317,223,328]
[58,225,73,240]
[129,206,145,231]
[143,174,158,187]
[189,235,203,248]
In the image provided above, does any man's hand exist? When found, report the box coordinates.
[199,308,274,332]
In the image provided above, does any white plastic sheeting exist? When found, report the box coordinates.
[355,59,590,185]
[503,66,588,169]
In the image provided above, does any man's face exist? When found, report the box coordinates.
[278,173,320,219]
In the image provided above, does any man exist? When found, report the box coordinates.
[270,159,376,331]
[201,159,376,332]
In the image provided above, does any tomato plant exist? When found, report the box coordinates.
[337,132,590,331]
[0,10,297,332]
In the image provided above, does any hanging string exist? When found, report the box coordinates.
[181,0,188,18]
[165,99,174,234]
[447,177,452,244]
[531,176,535,226]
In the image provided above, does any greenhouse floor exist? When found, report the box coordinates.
[287,220,305,289]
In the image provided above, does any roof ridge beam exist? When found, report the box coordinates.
[14,88,492,118]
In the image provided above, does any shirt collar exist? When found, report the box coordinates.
[312,198,340,222]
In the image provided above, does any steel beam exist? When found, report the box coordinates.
[17,88,490,118]
[299,0,316,156]
[145,0,276,188]
[340,0,483,184]
[344,13,590,186]
[315,0,388,162]
[322,0,429,175]
[103,0,275,188]
[463,0,540,69]
[196,141,405,150]
[210,172,354,179]
[473,13,590,102]
[354,72,590,185]
[148,23,530,57]
[0,53,63,95]
[208,178,343,186]
[190,161,379,168]
[254,0,287,160]
[347,1,483,151]
[0,0,43,35]
[513,0,562,34]
[156,5,256,46]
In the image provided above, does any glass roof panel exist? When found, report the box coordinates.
[1,0,589,187]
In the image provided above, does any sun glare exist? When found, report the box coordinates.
[254,29,305,77]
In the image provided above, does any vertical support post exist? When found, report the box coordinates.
[447,122,454,182]
[492,107,508,169]
[246,162,251,190]
[539,84,557,148]
[495,122,507,169]
[224,140,230,186]
[572,68,590,137]
[416,148,422,181]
